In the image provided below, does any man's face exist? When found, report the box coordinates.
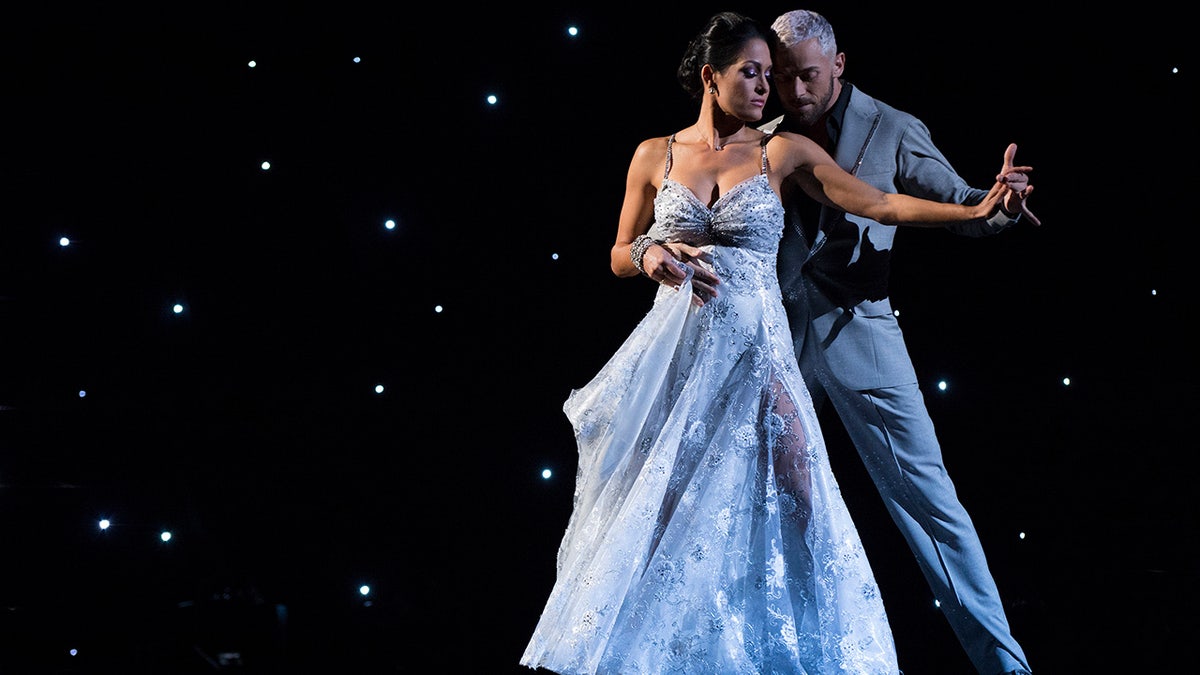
[772,37,842,129]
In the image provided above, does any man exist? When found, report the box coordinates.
[760,9,1036,675]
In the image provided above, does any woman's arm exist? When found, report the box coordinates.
[774,132,1004,226]
[611,139,663,277]
[608,137,721,304]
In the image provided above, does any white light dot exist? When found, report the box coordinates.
[551,252,560,260]
[374,384,384,394]
[384,219,396,230]
[160,531,172,542]
[352,56,361,63]
[69,649,78,657]
[933,599,941,608]
[541,468,552,479]
[359,585,371,596]
[173,304,184,314]
[98,519,110,530]
[59,237,71,247]
[1062,377,1071,386]
[893,309,900,317]
[486,94,498,105]
[937,380,948,391]
[261,161,271,170]
[1151,288,1157,296]
[434,305,444,313]
[567,25,579,37]
[248,60,257,68]
[78,390,87,398]
[1172,66,1179,74]
[1019,531,1026,540]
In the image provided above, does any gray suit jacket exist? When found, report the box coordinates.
[761,85,1009,391]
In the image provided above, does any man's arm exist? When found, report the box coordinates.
[894,120,1038,235]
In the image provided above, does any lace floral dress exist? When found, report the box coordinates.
[521,135,898,674]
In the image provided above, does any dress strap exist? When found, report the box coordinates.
[665,133,676,180]
[667,132,767,176]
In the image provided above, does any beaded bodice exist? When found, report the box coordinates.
[647,134,784,256]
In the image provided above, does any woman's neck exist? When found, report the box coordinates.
[693,104,749,151]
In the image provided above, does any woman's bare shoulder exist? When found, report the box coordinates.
[626,135,673,177]
[765,131,829,174]
[631,135,671,158]
[766,130,815,148]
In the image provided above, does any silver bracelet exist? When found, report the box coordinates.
[630,234,660,275]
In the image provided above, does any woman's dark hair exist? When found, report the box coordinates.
[677,11,778,100]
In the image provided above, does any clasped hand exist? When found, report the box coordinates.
[995,142,1040,226]
[643,243,720,307]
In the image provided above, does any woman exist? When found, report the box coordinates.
[521,12,1020,675]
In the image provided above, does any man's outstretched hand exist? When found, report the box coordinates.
[996,142,1040,226]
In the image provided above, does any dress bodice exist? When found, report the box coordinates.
[647,134,784,256]
[648,134,786,296]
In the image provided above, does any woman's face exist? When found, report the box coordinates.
[713,38,771,122]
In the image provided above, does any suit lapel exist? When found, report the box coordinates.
[835,89,881,176]
[809,90,882,256]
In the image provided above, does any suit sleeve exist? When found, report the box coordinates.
[893,118,1012,237]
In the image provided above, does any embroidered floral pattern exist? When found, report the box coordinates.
[523,141,898,674]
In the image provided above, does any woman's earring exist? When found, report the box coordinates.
[708,85,717,95]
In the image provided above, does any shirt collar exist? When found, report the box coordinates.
[824,80,853,147]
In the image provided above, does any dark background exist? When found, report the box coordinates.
[1,2,1195,673]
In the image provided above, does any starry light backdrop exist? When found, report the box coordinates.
[1,2,1194,673]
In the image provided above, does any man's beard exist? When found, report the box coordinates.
[785,76,834,129]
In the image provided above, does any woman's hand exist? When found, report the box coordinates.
[646,243,721,306]
[973,180,1010,219]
